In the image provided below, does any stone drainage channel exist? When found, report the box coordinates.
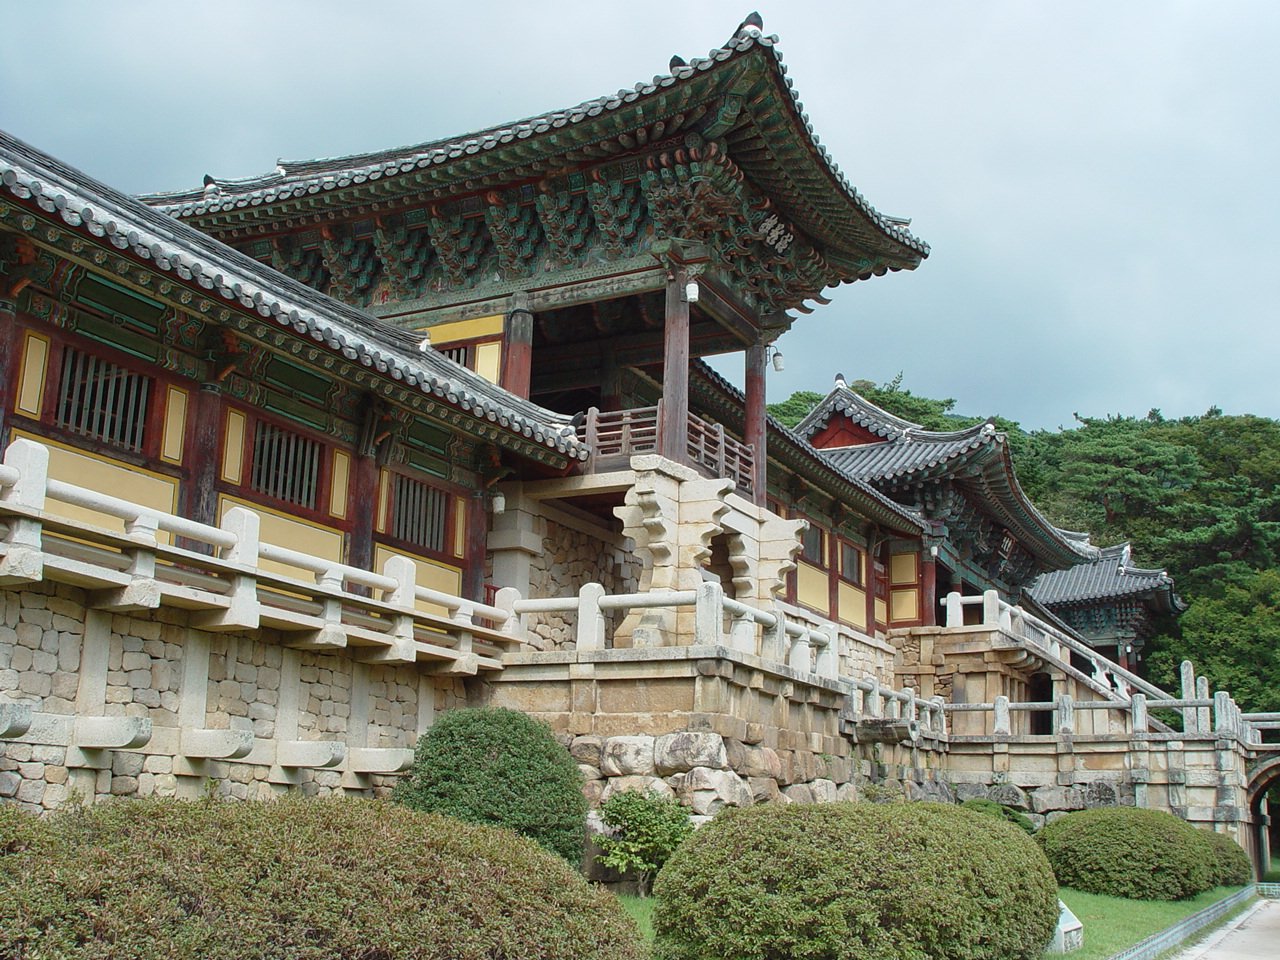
[1097,885,1267,960]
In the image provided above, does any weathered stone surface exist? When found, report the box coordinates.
[600,736,655,776]
[600,775,673,802]
[654,732,727,775]
[743,745,783,780]
[683,766,751,815]
[954,782,989,803]
[782,783,814,804]
[749,776,782,804]
[809,778,838,803]
[1031,786,1085,814]
[987,784,1031,810]
[1025,812,1046,832]
[1045,810,1072,826]
[723,737,746,772]
[1082,780,1121,808]
[836,782,859,802]
[569,735,604,766]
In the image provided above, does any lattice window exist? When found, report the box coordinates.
[437,344,470,368]
[800,524,826,567]
[251,421,321,509]
[391,474,450,554]
[839,541,864,586]
[55,347,152,451]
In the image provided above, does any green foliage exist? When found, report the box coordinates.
[960,797,1036,834]
[767,389,825,428]
[597,790,694,896]
[393,707,587,864]
[1197,829,1254,886]
[652,802,1058,960]
[1058,885,1251,960]
[0,796,644,960]
[1038,807,1215,900]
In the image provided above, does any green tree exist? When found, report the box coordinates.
[597,790,694,896]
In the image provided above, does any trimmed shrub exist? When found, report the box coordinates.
[1038,807,1215,900]
[1198,829,1253,886]
[394,706,587,864]
[0,796,643,960]
[652,802,1058,960]
[961,797,1036,834]
[598,789,695,895]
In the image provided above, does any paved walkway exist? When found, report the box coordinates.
[1166,898,1280,960]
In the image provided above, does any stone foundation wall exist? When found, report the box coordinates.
[527,516,640,651]
[0,581,465,813]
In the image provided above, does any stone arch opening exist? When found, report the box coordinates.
[1246,755,1280,876]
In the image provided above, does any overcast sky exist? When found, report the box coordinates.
[3,1,1276,430]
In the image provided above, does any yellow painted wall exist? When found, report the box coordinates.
[374,544,463,616]
[221,410,246,484]
[890,588,920,622]
[329,450,350,519]
[426,315,503,345]
[837,581,868,629]
[474,341,502,384]
[16,333,49,416]
[890,552,918,585]
[160,387,188,464]
[875,597,888,624]
[15,432,178,544]
[218,495,344,583]
[796,562,828,614]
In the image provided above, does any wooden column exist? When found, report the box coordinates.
[464,490,488,601]
[180,386,224,546]
[921,548,938,627]
[659,264,690,463]
[500,292,534,400]
[0,301,16,448]
[744,341,768,505]
[346,455,379,574]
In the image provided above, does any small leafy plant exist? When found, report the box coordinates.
[597,790,694,896]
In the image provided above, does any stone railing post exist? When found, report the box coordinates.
[1131,693,1148,734]
[982,590,1001,627]
[787,630,812,674]
[814,626,839,680]
[195,506,260,630]
[694,581,725,646]
[1196,676,1211,733]
[576,582,607,652]
[0,438,49,583]
[1180,660,1197,733]
[382,554,420,662]
[1056,695,1075,736]
[931,696,948,737]
[1214,691,1236,735]
[493,586,524,641]
[760,608,787,662]
[994,695,1011,735]
[945,591,963,627]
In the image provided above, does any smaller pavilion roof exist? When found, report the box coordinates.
[1031,544,1183,614]
[795,384,1097,570]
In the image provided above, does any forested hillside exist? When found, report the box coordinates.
[769,378,1280,711]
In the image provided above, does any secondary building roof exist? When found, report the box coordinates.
[0,130,587,463]
[1031,543,1182,613]
[796,384,1098,572]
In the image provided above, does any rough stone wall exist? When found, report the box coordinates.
[0,581,464,813]
[526,517,640,650]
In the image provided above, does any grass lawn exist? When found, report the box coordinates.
[617,893,655,945]
[1055,885,1250,960]
[619,886,1251,959]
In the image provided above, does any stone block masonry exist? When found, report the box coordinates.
[0,582,464,812]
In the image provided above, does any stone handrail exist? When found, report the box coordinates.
[513,578,946,739]
[0,438,522,667]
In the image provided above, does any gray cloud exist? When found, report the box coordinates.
[3,1,1275,429]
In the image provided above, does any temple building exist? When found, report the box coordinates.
[1030,543,1183,668]
[1,15,1273,870]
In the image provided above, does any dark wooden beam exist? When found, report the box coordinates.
[744,340,768,506]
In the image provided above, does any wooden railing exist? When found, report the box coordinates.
[579,402,755,498]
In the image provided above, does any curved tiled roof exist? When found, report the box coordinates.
[140,17,927,268]
[0,131,587,461]
[795,385,1097,568]
[1031,544,1182,612]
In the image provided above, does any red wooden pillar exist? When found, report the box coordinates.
[744,341,768,505]
[659,264,690,464]
[0,300,16,447]
[921,547,938,627]
[500,292,534,400]
[464,491,488,601]
[346,455,379,574]
[182,387,223,527]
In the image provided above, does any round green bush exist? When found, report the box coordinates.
[394,707,587,864]
[0,796,643,960]
[652,802,1059,960]
[1198,829,1253,886]
[961,797,1036,834]
[1038,807,1214,900]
